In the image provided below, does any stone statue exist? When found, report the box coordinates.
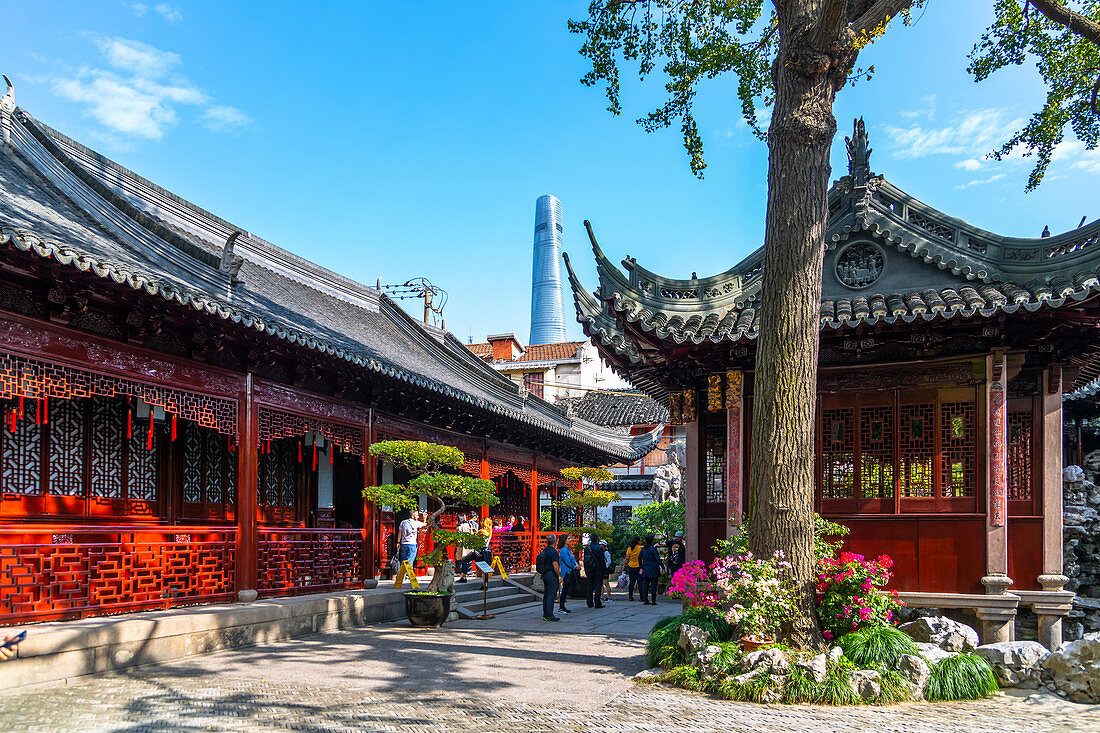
[651,442,685,503]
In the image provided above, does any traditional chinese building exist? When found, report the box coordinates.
[566,119,1100,647]
[0,99,658,626]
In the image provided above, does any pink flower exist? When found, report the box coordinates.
[823,630,834,640]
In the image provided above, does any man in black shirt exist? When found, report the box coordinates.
[536,535,562,622]
[583,533,607,609]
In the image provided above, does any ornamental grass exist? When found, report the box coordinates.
[836,624,919,670]
[925,654,999,701]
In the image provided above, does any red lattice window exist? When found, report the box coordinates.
[182,420,235,516]
[940,401,976,498]
[821,408,855,500]
[899,403,935,498]
[859,405,894,499]
[704,425,726,506]
[258,408,364,458]
[259,438,299,512]
[1007,411,1033,502]
[490,471,528,520]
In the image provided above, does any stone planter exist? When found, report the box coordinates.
[405,592,452,627]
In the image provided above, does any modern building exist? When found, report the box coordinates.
[529,194,568,345]
[0,101,659,626]
[566,119,1097,649]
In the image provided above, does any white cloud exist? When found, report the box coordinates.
[1052,139,1100,175]
[201,105,251,132]
[95,37,179,78]
[899,94,937,121]
[955,158,984,171]
[51,36,248,141]
[131,3,147,17]
[886,108,1024,160]
[953,173,1006,190]
[154,4,182,23]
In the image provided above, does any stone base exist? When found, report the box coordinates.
[0,588,408,692]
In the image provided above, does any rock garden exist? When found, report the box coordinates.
[637,516,1100,706]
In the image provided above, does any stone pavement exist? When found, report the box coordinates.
[0,590,1097,732]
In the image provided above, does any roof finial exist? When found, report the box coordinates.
[846,117,872,186]
[1,75,14,146]
[219,230,244,281]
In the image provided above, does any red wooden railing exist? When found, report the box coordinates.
[487,531,532,574]
[0,524,236,625]
[257,528,363,596]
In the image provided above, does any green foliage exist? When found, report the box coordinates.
[716,513,848,562]
[645,608,734,668]
[926,654,999,701]
[626,500,685,541]
[360,484,419,511]
[408,473,499,507]
[716,668,780,703]
[663,664,703,691]
[555,489,621,509]
[818,663,863,706]
[569,2,920,177]
[709,640,743,676]
[783,665,821,704]
[876,669,912,705]
[431,530,484,550]
[836,625,919,670]
[369,440,462,473]
[970,0,1100,191]
[603,522,631,564]
[539,509,551,531]
[561,466,616,483]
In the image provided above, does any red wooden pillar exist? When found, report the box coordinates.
[235,373,259,601]
[530,460,540,569]
[979,352,1014,643]
[479,455,490,521]
[361,409,376,581]
[726,370,744,530]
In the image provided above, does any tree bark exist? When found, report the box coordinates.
[746,0,856,650]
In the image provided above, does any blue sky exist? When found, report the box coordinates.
[5,2,1099,343]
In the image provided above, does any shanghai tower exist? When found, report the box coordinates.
[529,194,568,345]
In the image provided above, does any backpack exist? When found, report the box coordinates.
[583,543,603,570]
[535,548,551,575]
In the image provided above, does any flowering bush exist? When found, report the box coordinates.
[712,551,798,641]
[815,552,904,640]
[668,560,720,608]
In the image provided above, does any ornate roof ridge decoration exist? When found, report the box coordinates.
[565,118,1100,368]
[0,105,662,464]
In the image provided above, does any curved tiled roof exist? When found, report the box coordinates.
[555,390,669,427]
[0,107,660,464]
[566,120,1100,390]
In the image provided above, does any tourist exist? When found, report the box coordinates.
[493,517,504,531]
[536,535,562,622]
[639,534,663,605]
[506,515,517,531]
[600,539,614,602]
[668,531,686,579]
[455,513,478,583]
[512,515,526,532]
[583,533,607,608]
[396,511,426,569]
[556,534,577,614]
[624,536,642,601]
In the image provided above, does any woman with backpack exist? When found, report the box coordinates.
[624,536,642,601]
[639,534,663,605]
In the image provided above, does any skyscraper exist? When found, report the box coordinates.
[529,194,567,345]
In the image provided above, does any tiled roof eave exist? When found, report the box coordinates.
[0,226,655,463]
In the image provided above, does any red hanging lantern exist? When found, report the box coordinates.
[329,443,334,465]
[18,395,23,420]
[298,440,302,463]
[312,442,318,470]
[146,409,155,450]
[171,413,177,441]
[35,398,41,425]
[265,439,270,454]
[126,401,132,439]
[8,408,15,432]
[42,394,48,425]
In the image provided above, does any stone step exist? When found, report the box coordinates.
[453,585,522,603]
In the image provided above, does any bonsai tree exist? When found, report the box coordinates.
[363,440,498,595]
[555,466,618,536]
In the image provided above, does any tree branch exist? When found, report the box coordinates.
[851,0,915,36]
[1030,0,1100,46]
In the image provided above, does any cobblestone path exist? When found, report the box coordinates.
[0,594,1096,732]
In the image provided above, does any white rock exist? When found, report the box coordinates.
[677,624,709,656]
[975,641,1050,689]
[760,676,786,704]
[733,668,764,685]
[634,667,663,680]
[896,654,930,700]
[742,647,790,674]
[1040,632,1100,703]
[849,669,882,700]
[1064,465,1087,483]
[796,653,828,684]
[827,646,845,667]
[915,641,958,665]
[900,616,979,652]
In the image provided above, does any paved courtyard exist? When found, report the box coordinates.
[0,590,1097,732]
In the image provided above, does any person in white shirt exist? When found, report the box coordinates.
[397,511,426,568]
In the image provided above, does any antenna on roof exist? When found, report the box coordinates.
[1,74,14,146]
[379,277,448,328]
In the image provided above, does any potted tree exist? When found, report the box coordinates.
[363,440,498,627]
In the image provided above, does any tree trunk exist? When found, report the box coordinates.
[746,0,855,650]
